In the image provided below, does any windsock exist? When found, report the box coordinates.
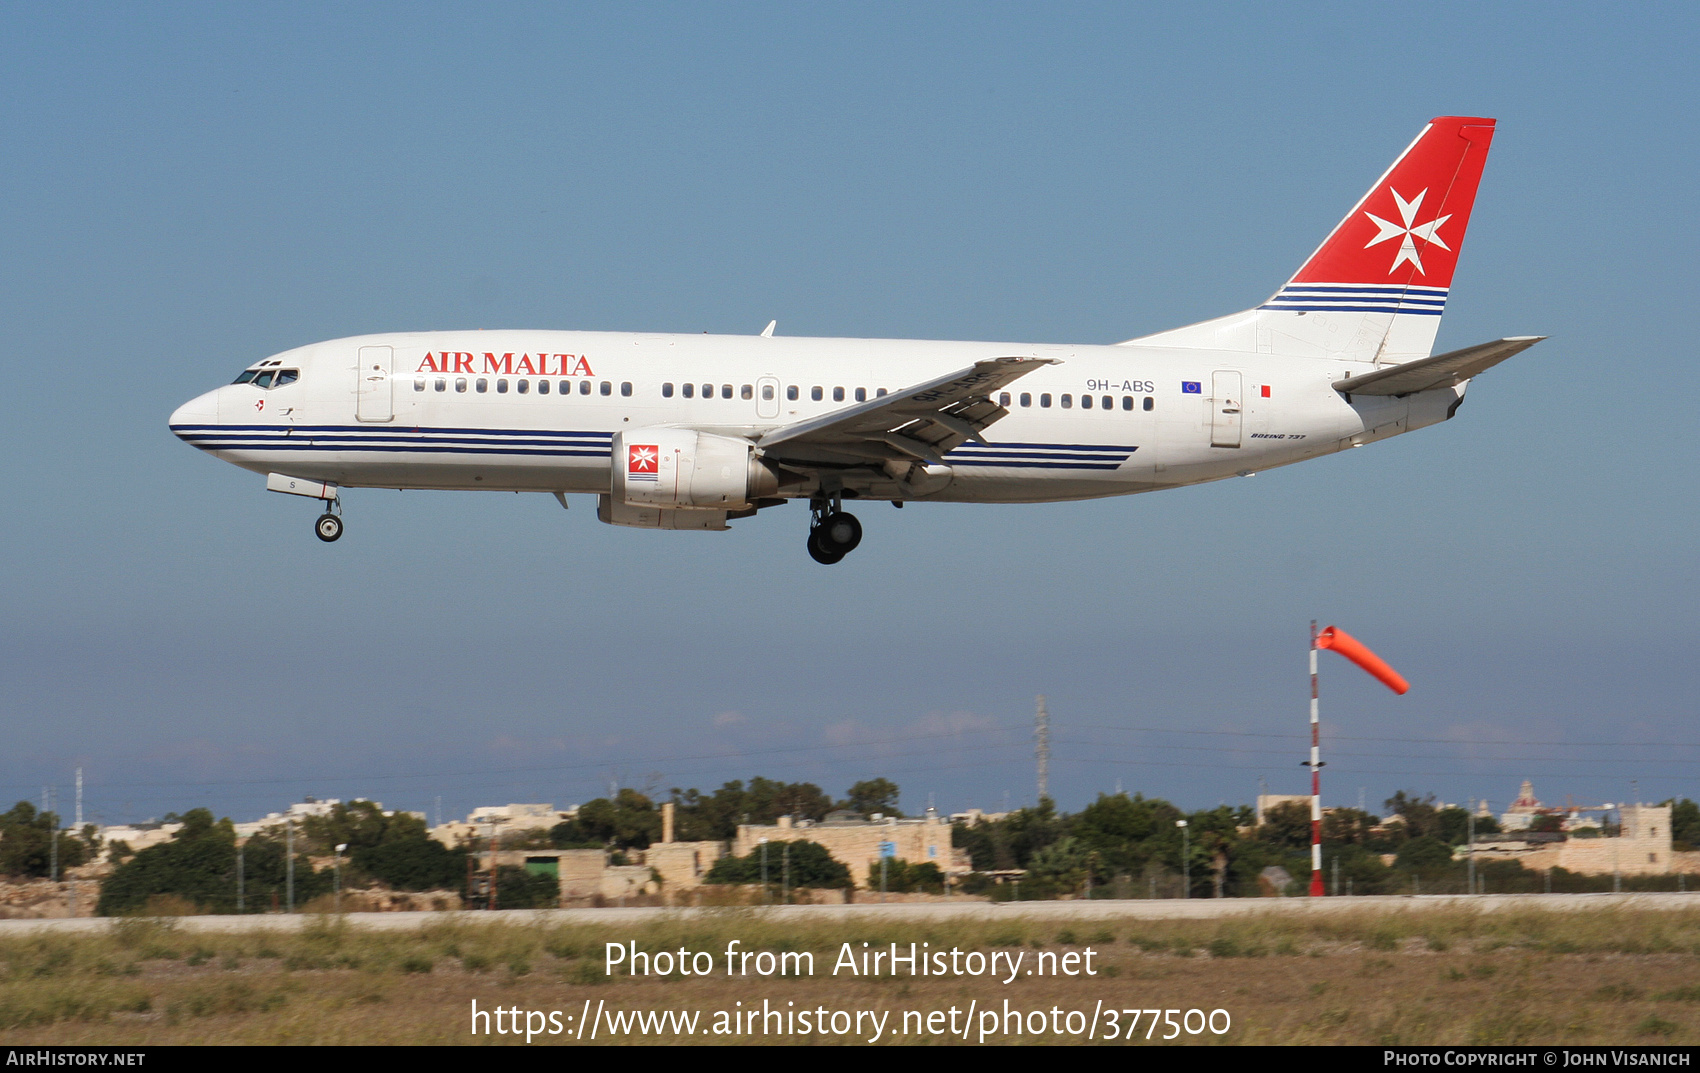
[1315,626,1409,695]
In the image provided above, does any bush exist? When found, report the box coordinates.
[865,859,945,894]
[703,841,850,889]
[354,837,466,892]
[493,866,558,910]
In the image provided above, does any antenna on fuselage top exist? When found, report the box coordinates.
[760,320,776,338]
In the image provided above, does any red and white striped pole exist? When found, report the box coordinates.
[1309,620,1325,897]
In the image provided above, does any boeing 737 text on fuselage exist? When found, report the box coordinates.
[171,117,1539,563]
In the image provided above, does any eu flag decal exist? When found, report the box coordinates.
[1181,381,1202,394]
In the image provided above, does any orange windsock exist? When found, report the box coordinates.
[1315,626,1409,695]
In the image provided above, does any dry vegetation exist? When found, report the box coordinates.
[0,907,1697,1045]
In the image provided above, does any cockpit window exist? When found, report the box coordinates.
[233,367,299,388]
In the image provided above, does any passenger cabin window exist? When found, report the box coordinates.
[1040,393,1052,408]
[855,387,866,402]
[741,384,752,400]
[538,379,549,394]
[876,388,887,397]
[601,381,613,396]
[518,379,530,394]
[833,387,845,402]
[1020,393,1031,407]
[435,378,447,392]
[1122,396,1133,410]
[580,380,592,395]
[414,377,426,392]
[701,383,712,398]
[811,386,823,401]
[456,378,467,393]
[662,382,674,398]
[476,378,488,393]
[1081,394,1092,409]
[999,392,1011,407]
[1143,396,1154,411]
[557,380,568,394]
[762,384,774,401]
[721,384,732,399]
[1101,395,1112,410]
[497,379,509,393]
[621,382,632,397]
[786,385,798,401]
[1061,394,1072,409]
[682,383,695,398]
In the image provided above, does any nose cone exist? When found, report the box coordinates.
[169,389,220,441]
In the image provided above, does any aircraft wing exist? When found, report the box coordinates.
[757,356,1057,468]
[1333,337,1544,397]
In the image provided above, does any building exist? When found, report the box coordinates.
[1254,794,1313,825]
[1471,803,1699,877]
[97,820,181,858]
[430,803,577,848]
[732,810,970,888]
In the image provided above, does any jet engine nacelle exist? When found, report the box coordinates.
[610,429,779,511]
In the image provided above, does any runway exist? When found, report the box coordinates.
[3,890,1697,935]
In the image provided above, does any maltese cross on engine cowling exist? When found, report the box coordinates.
[1362,188,1452,275]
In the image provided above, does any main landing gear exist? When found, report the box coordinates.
[315,502,344,543]
[807,498,862,565]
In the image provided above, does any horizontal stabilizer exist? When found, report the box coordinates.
[1333,336,1543,396]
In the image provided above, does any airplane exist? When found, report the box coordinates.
[171,115,1538,564]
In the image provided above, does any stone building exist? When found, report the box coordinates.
[732,810,969,888]
[1471,803,1700,876]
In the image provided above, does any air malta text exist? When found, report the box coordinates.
[416,352,595,377]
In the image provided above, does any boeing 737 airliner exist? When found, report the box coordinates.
[171,116,1538,563]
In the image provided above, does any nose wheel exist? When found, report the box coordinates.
[807,500,861,564]
[315,510,344,543]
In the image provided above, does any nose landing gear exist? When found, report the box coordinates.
[807,498,861,564]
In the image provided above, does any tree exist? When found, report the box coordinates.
[355,836,466,891]
[1666,799,1700,850]
[1322,808,1379,846]
[551,789,660,849]
[1395,835,1455,873]
[1258,801,1313,850]
[866,859,945,894]
[843,779,903,819]
[0,801,89,878]
[1384,791,1441,841]
[663,779,836,841]
[703,840,851,889]
[493,865,559,909]
[1026,837,1089,891]
[98,809,331,915]
[300,800,429,856]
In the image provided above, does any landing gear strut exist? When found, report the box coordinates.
[315,501,344,543]
[807,497,861,564]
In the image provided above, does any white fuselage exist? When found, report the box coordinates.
[169,329,1463,506]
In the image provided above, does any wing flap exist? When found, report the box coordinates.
[758,356,1056,467]
[1333,336,1544,396]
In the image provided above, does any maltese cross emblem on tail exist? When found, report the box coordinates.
[1362,188,1451,275]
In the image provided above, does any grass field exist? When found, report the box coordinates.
[1,906,1698,1045]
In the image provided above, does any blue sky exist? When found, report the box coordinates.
[1,3,1696,825]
